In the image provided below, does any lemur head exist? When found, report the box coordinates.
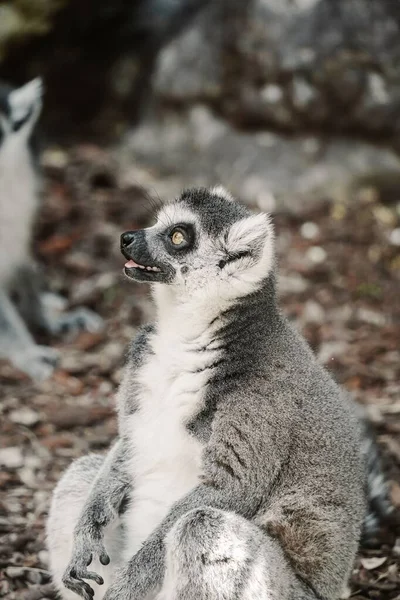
[121,187,274,303]
[0,78,43,150]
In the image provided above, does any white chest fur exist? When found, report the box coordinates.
[0,139,38,284]
[123,299,221,559]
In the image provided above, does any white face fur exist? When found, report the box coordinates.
[122,187,275,309]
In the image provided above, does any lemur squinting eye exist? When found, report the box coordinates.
[0,78,103,380]
[47,187,393,600]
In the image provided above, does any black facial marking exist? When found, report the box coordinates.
[163,223,195,254]
[219,251,251,269]
[177,187,249,236]
[121,230,174,283]
[121,229,157,265]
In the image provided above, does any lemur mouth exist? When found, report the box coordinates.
[121,240,166,281]
[124,259,161,272]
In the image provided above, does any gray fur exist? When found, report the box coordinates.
[48,187,392,600]
[0,78,103,380]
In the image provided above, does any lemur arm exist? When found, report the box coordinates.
[63,325,154,600]
[62,438,131,599]
[71,323,154,551]
[103,399,291,600]
[74,436,131,548]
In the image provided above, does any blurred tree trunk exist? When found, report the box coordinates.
[0,0,208,140]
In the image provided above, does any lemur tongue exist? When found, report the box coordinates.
[125,260,140,268]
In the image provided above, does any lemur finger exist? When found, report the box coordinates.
[84,570,104,585]
[100,551,110,565]
[86,553,92,566]
[70,565,103,586]
[83,582,95,597]
[75,579,94,599]
[63,574,94,600]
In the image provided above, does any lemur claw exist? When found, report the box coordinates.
[62,570,96,600]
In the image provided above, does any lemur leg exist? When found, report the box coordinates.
[47,455,124,600]
[156,508,315,600]
[0,289,59,380]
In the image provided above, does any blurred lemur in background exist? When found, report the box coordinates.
[0,78,103,380]
[47,187,394,600]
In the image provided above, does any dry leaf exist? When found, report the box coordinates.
[360,557,387,570]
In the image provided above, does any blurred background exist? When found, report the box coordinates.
[0,1,400,598]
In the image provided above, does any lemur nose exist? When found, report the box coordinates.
[121,231,136,248]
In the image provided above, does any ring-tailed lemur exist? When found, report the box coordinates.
[47,187,393,600]
[0,78,103,380]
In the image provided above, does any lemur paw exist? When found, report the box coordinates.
[52,307,104,336]
[12,345,59,381]
[63,534,109,599]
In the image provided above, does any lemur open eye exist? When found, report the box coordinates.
[171,229,186,245]
[167,225,194,252]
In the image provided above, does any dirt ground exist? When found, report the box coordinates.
[0,145,400,599]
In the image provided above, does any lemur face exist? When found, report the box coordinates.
[121,187,275,300]
[0,78,43,148]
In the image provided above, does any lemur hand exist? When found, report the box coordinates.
[62,527,110,600]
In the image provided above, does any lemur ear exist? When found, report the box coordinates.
[224,212,274,254]
[9,78,43,126]
[211,185,234,202]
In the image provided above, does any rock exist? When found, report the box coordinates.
[300,222,320,240]
[38,550,49,566]
[5,566,26,578]
[306,246,327,264]
[393,538,400,557]
[0,447,23,469]
[318,341,347,364]
[48,405,114,430]
[0,580,10,596]
[40,147,69,176]
[18,467,37,489]
[389,228,400,245]
[356,308,387,326]
[360,556,387,570]
[122,106,400,213]
[302,300,325,324]
[26,570,42,585]
[278,274,309,295]
[9,408,41,427]
[153,0,400,140]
